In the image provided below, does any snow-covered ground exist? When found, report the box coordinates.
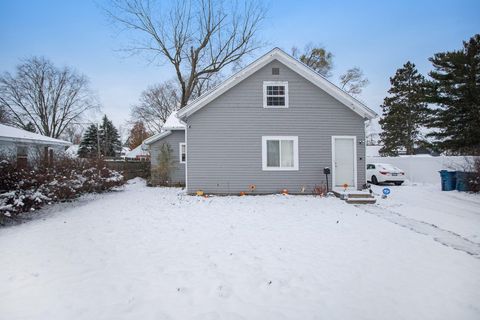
[1,179,479,320]
[371,184,480,243]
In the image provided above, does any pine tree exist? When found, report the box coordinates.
[379,62,429,156]
[78,124,99,158]
[99,115,121,157]
[23,122,36,133]
[127,121,151,150]
[427,34,480,155]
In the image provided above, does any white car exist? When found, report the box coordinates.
[367,163,405,185]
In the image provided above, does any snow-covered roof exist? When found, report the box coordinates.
[0,124,71,146]
[125,144,150,158]
[163,111,185,130]
[141,110,185,147]
[142,130,172,146]
[65,144,79,158]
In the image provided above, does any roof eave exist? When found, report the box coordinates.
[162,127,185,131]
[143,130,172,145]
[0,136,72,146]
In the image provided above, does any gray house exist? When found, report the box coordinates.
[144,111,186,185]
[148,48,376,194]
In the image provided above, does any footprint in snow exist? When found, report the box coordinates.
[217,284,233,298]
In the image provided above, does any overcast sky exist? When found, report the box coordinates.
[1,0,479,127]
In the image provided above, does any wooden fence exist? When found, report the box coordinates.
[105,159,150,180]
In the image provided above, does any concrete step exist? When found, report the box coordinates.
[347,193,375,199]
[346,198,377,204]
[331,188,376,204]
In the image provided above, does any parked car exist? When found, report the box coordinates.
[367,163,405,185]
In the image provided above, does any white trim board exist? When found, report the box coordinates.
[179,142,186,164]
[185,122,189,192]
[178,47,377,120]
[331,136,358,189]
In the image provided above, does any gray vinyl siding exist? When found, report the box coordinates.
[186,59,366,194]
[149,130,186,185]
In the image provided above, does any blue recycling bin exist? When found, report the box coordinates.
[439,170,457,191]
[455,171,472,192]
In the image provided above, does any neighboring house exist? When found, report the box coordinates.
[144,111,186,185]
[148,48,376,193]
[120,147,130,159]
[125,144,150,161]
[0,124,71,167]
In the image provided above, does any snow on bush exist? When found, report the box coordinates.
[0,157,124,223]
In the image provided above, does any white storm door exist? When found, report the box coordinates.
[332,136,356,188]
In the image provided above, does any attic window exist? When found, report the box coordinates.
[263,81,289,108]
[272,67,280,75]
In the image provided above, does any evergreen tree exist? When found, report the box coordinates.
[78,124,99,158]
[127,121,151,150]
[427,34,480,155]
[379,62,429,156]
[23,122,36,133]
[99,115,122,157]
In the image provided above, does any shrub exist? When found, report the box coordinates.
[0,157,124,224]
[151,143,176,186]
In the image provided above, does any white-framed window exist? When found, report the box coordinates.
[179,142,186,163]
[263,81,288,108]
[262,136,298,171]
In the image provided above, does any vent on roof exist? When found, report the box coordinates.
[272,67,280,75]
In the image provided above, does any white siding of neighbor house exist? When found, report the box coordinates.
[149,130,186,185]
[185,59,366,194]
[0,141,65,164]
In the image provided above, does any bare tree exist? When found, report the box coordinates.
[292,43,334,77]
[105,0,265,108]
[61,124,85,144]
[130,81,179,133]
[190,71,223,100]
[0,105,10,125]
[0,57,99,138]
[130,74,222,133]
[339,67,369,95]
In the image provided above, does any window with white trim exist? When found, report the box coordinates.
[262,136,298,171]
[263,81,288,108]
[179,142,186,163]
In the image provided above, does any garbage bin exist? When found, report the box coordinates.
[439,170,457,191]
[456,171,473,192]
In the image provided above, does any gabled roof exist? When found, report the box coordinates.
[177,47,377,120]
[0,124,71,146]
[163,111,185,130]
[142,130,172,146]
[125,144,150,158]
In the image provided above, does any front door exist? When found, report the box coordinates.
[332,136,356,188]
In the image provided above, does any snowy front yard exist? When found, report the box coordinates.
[1,179,479,320]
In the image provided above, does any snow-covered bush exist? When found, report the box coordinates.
[0,157,124,224]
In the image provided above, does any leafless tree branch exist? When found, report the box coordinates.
[105,0,266,107]
[339,67,369,96]
[0,57,100,138]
